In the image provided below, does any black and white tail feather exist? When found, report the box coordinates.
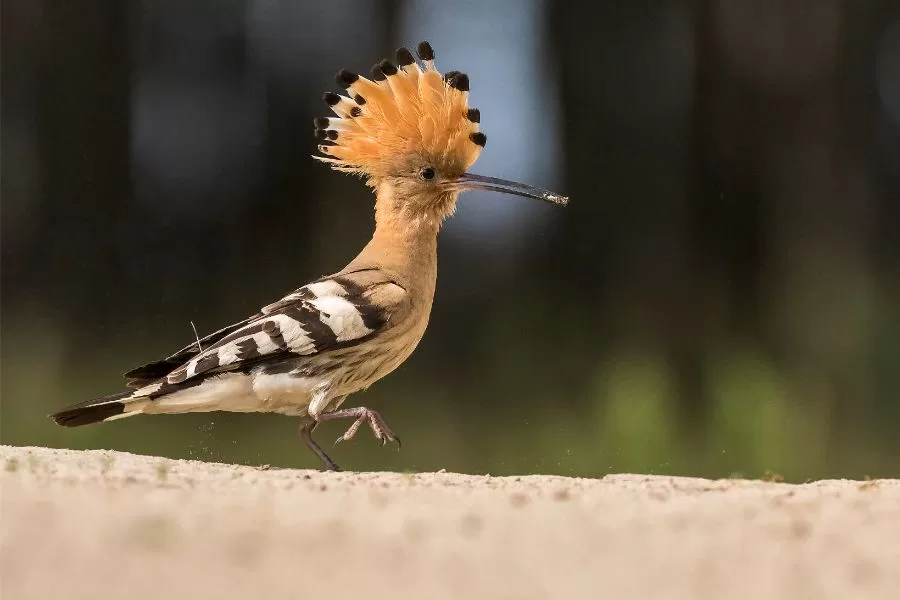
[50,269,402,428]
[51,391,135,427]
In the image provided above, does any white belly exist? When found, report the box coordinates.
[139,371,326,417]
[250,371,322,415]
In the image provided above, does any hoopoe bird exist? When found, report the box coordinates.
[50,41,568,471]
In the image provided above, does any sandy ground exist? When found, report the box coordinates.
[1,446,899,600]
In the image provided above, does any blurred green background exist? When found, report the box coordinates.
[3,0,899,481]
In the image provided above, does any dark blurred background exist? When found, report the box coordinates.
[2,0,899,480]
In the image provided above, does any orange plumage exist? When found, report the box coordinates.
[313,41,484,181]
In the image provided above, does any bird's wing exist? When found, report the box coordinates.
[124,318,258,387]
[126,269,408,387]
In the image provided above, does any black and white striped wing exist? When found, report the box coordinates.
[158,275,401,385]
[124,317,258,388]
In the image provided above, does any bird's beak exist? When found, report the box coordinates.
[446,173,569,206]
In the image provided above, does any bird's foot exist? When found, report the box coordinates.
[298,420,342,471]
[321,406,401,449]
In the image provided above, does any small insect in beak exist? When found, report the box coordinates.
[445,173,569,206]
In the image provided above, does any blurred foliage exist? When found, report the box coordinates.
[2,0,899,481]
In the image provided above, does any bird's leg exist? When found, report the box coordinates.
[298,418,342,471]
[317,406,401,448]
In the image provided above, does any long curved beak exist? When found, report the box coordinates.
[445,173,569,206]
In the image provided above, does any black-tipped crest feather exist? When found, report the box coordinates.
[416,41,434,61]
[396,47,415,66]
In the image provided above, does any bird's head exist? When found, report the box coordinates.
[313,41,568,226]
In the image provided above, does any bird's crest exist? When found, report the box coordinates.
[313,41,485,180]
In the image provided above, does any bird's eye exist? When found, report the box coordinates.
[420,167,436,180]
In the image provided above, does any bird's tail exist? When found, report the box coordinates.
[50,391,147,427]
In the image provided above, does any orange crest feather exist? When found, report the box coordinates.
[313,41,485,179]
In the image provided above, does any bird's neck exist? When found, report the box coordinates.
[347,183,440,288]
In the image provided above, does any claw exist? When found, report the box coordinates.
[314,406,402,456]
